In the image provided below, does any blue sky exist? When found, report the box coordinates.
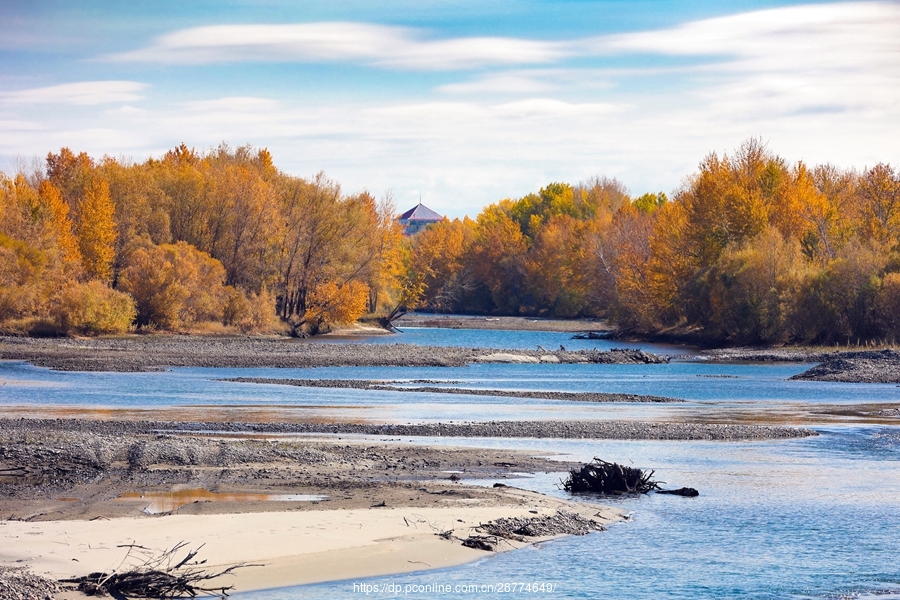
[1,1,898,216]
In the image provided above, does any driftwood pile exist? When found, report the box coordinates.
[562,458,661,495]
[454,510,606,552]
[60,542,256,598]
[481,510,605,539]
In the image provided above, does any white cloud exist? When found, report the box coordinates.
[591,1,900,117]
[0,81,148,105]
[3,3,899,216]
[107,22,569,70]
[437,72,560,95]
[181,97,282,112]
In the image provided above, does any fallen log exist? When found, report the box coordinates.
[657,487,699,497]
[562,458,660,495]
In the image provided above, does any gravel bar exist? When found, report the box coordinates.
[223,378,683,403]
[1,418,816,441]
[0,336,667,372]
[0,565,60,600]
[789,349,900,383]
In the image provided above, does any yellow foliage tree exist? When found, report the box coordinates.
[525,215,588,317]
[119,241,226,329]
[401,217,474,313]
[467,205,528,313]
[76,178,117,282]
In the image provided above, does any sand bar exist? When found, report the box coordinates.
[1,488,622,593]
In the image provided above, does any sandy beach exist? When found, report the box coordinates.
[3,490,621,595]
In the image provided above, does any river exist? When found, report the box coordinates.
[1,327,898,598]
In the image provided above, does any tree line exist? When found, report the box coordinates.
[1,144,401,335]
[2,139,898,345]
[399,139,900,345]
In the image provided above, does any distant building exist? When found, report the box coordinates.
[397,202,443,236]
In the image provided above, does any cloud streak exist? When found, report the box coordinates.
[107,22,570,70]
[0,81,148,105]
[105,2,900,81]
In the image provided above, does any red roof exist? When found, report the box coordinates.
[398,202,443,222]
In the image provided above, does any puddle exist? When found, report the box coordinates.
[117,489,328,514]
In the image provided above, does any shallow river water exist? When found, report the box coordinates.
[2,327,899,598]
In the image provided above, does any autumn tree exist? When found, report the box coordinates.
[857,163,900,247]
[54,280,135,335]
[303,280,370,334]
[76,178,117,282]
[398,217,475,315]
[206,163,280,290]
[275,172,380,326]
[38,181,82,270]
[119,241,227,329]
[525,215,588,317]
[46,147,94,212]
[466,205,528,313]
[705,226,807,344]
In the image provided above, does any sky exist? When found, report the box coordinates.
[1,0,898,217]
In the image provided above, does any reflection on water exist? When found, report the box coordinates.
[117,489,328,514]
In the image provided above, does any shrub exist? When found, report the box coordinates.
[54,280,135,335]
[119,241,226,329]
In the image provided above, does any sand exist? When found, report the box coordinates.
[2,488,622,594]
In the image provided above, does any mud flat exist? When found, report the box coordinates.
[0,335,667,372]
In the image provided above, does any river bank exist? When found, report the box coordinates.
[0,417,622,596]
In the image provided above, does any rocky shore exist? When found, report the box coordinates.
[224,377,682,403]
[0,336,667,372]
